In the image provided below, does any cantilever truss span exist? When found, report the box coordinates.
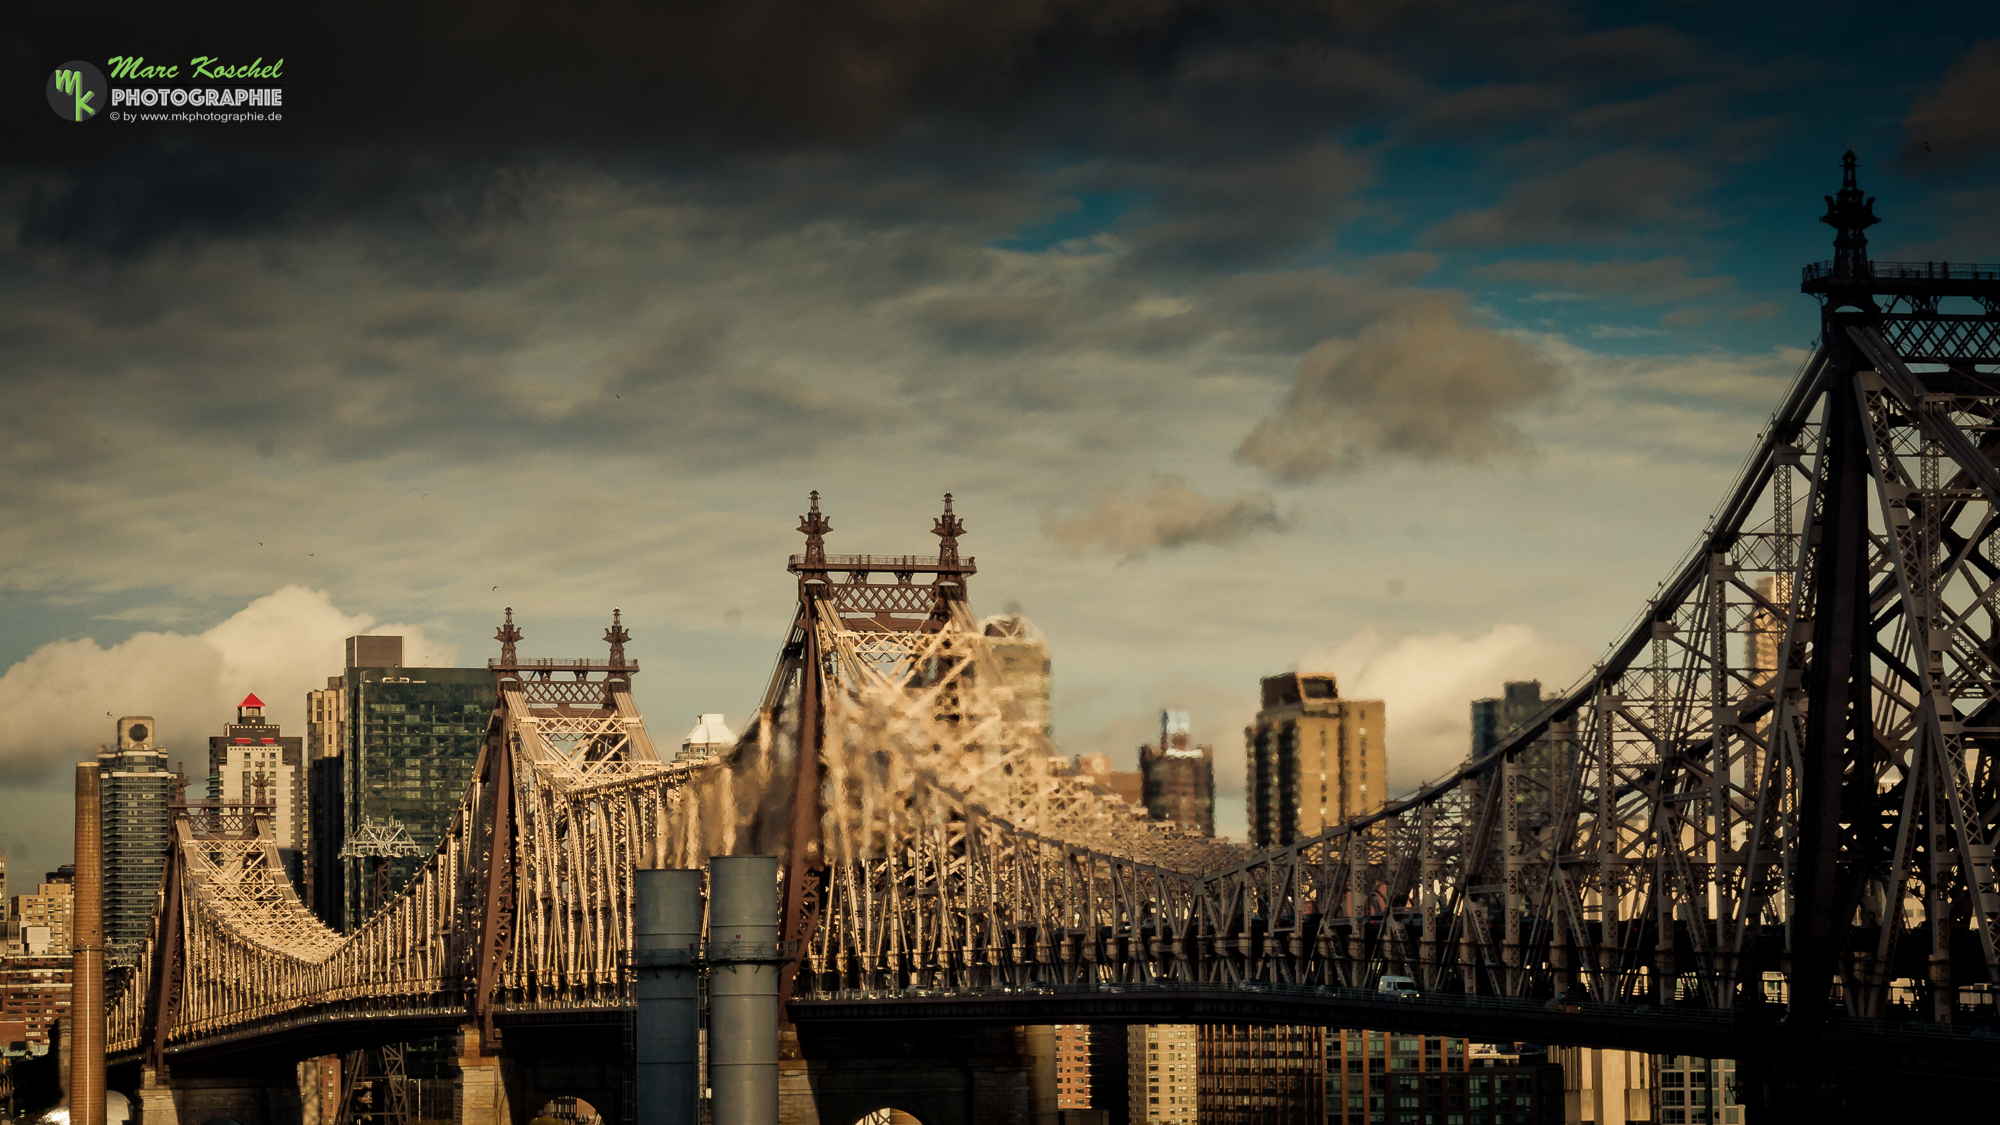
[105,193,2000,1067]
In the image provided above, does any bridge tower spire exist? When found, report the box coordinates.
[605,607,631,668]
[798,489,831,566]
[932,492,965,568]
[1820,149,1878,282]
[495,606,522,669]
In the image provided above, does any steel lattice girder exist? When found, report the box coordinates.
[107,303,2000,1057]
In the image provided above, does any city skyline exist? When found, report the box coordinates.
[3,9,1995,893]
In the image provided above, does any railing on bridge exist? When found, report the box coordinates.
[1802,259,2000,284]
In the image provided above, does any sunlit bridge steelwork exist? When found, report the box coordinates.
[98,157,2000,1124]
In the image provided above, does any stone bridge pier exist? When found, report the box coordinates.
[460,1024,630,1125]
[779,1024,1040,1125]
[129,1065,306,1125]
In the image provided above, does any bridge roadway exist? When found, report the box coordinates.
[786,982,2000,1084]
[113,978,2000,1091]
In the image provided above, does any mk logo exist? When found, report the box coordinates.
[54,69,97,121]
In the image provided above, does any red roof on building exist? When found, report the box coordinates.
[239,693,265,708]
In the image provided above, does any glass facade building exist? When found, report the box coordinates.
[325,651,495,931]
[99,716,175,966]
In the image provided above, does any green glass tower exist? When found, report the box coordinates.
[325,636,496,931]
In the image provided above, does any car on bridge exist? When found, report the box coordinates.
[1377,975,1419,998]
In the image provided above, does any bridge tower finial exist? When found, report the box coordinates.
[604,608,632,668]
[932,492,966,568]
[1821,149,1879,280]
[798,490,832,566]
[496,606,522,667]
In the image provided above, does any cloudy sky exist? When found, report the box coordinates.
[2,3,1996,878]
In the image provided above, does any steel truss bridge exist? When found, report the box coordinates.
[106,160,2000,1117]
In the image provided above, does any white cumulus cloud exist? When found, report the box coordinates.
[0,586,455,785]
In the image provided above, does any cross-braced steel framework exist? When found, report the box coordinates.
[105,160,2000,1088]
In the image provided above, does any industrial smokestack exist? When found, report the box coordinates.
[635,869,703,1124]
[709,855,779,1125]
[73,762,106,1125]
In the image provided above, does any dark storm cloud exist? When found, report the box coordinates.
[5,0,1763,265]
[1422,150,1715,248]
[1902,40,2000,168]
[1118,145,1373,271]
[5,0,1193,256]
[1404,83,1573,140]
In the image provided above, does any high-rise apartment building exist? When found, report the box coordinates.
[307,677,344,760]
[1199,1024,1323,1123]
[1139,711,1214,836]
[982,613,1053,737]
[12,882,72,958]
[1329,1032,1564,1125]
[1130,1025,1200,1124]
[327,635,497,930]
[98,715,175,965]
[1246,673,1386,848]
[208,694,306,890]
[0,958,72,1050]
[1471,681,1547,758]
[306,676,346,921]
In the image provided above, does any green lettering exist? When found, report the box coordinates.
[107,56,142,80]
[270,58,283,78]
[163,65,178,78]
[192,55,216,78]
[53,70,96,121]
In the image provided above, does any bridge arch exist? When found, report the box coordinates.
[854,1110,926,1125]
[531,1095,603,1125]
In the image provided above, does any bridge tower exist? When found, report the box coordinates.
[1738,152,2000,1118]
[758,492,1051,1125]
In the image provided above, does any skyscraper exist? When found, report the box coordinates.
[98,715,175,965]
[982,612,1053,737]
[1471,681,1546,759]
[330,635,497,930]
[1139,711,1214,836]
[1199,1024,1323,1124]
[1131,1024,1201,1124]
[306,676,345,921]
[1245,673,1386,848]
[208,695,306,890]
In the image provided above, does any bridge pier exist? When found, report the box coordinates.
[140,1071,304,1125]
[451,1028,514,1125]
[135,1067,177,1125]
[446,1023,629,1125]
[779,1024,1035,1125]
